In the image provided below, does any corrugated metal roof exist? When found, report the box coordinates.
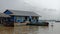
[0,13,10,17]
[8,10,41,16]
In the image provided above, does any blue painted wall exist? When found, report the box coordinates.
[29,16,37,23]
[31,19,37,23]
[16,17,25,23]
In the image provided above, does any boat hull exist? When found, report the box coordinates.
[26,22,49,26]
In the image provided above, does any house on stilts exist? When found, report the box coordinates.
[3,9,40,26]
[0,13,10,26]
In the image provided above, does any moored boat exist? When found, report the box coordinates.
[26,21,49,26]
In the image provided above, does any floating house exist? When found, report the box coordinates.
[0,13,10,24]
[4,10,40,24]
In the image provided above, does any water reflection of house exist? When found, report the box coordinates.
[4,10,40,24]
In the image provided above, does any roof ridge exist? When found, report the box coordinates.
[8,9,32,12]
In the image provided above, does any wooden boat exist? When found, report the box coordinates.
[26,22,49,26]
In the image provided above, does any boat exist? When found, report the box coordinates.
[55,21,60,22]
[26,21,49,26]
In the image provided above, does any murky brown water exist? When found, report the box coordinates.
[0,22,60,34]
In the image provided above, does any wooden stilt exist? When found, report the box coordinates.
[1,18,2,24]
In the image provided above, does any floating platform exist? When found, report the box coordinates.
[3,22,14,27]
[14,23,27,26]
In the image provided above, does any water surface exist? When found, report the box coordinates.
[0,22,60,34]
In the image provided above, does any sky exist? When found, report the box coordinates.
[0,0,60,20]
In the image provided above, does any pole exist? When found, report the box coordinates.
[1,18,2,24]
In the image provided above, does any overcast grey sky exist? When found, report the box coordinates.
[0,0,60,20]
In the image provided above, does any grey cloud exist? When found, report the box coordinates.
[0,0,60,20]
